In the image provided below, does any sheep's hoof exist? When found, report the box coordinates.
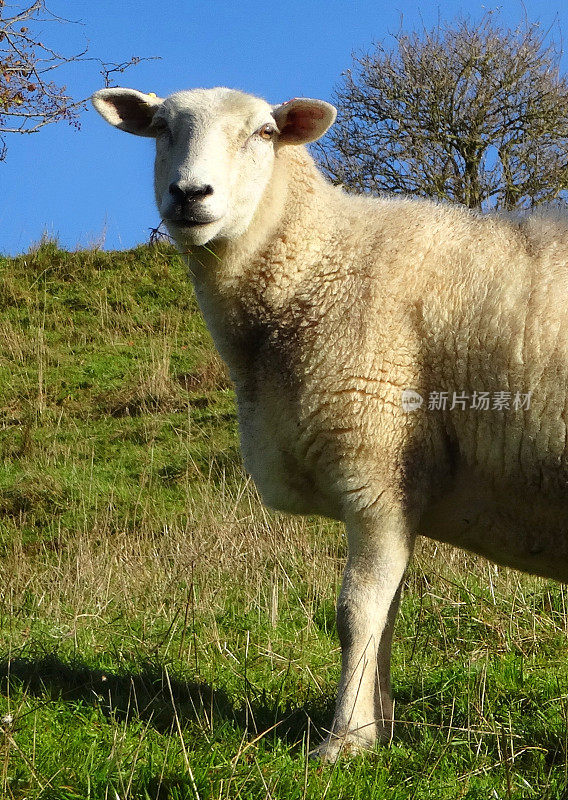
[308,731,375,762]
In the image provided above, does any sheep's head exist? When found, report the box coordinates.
[91,87,337,247]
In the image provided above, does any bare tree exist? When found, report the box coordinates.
[0,0,154,160]
[317,15,568,210]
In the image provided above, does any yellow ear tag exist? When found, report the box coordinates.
[147,92,157,98]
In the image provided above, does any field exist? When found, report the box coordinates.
[1,242,568,799]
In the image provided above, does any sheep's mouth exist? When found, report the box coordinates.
[165,215,221,229]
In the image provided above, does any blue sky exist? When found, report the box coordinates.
[1,0,565,255]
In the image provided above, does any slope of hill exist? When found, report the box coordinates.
[1,244,567,799]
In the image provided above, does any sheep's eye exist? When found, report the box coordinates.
[257,123,276,141]
[152,118,169,136]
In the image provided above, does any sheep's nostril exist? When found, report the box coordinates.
[190,184,214,199]
[169,182,186,203]
[169,183,214,202]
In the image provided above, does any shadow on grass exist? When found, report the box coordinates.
[6,651,568,773]
[392,679,568,775]
[0,652,333,752]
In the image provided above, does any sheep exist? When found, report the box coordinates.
[92,85,568,761]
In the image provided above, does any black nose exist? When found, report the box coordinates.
[169,182,214,203]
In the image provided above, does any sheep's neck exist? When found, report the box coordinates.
[186,147,337,372]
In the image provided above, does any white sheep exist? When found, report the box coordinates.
[92,85,568,761]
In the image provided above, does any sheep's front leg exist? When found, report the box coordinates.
[312,510,412,761]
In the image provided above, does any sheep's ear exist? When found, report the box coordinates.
[91,88,164,137]
[272,98,337,145]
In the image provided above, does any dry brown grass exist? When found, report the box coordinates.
[0,471,340,635]
[1,458,559,661]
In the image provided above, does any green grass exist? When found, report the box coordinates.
[1,242,568,798]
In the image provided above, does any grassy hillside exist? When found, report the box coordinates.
[1,243,568,799]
